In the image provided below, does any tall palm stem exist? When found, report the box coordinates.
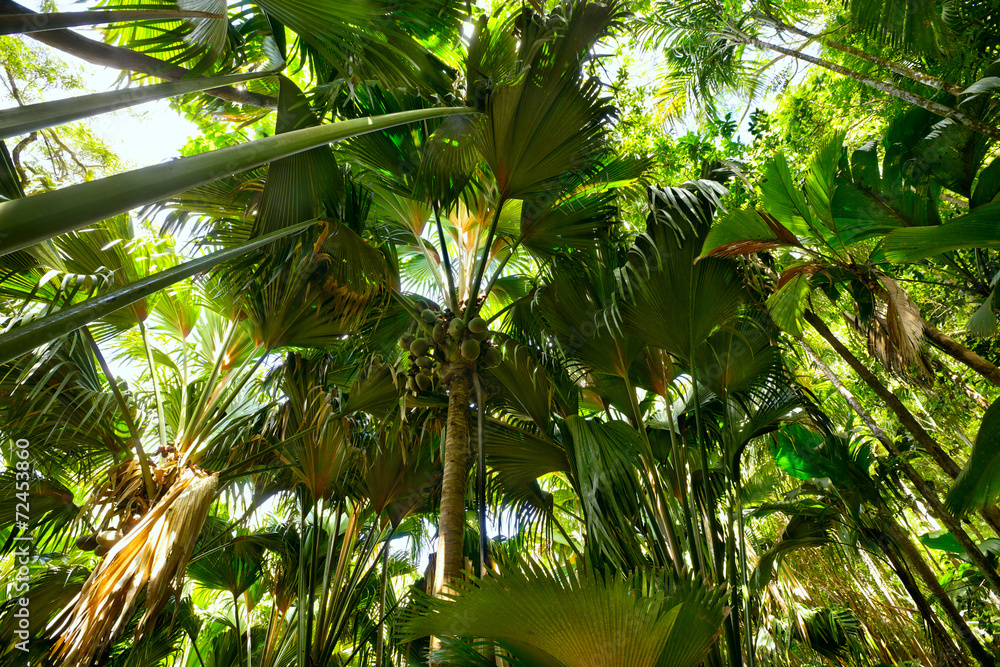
[433,204,459,312]
[434,365,472,596]
[83,326,155,498]
[885,519,993,666]
[463,197,506,320]
[805,311,1000,595]
[139,319,168,453]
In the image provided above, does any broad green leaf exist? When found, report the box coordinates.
[919,530,964,554]
[0,71,275,140]
[881,199,1000,261]
[701,208,799,257]
[0,106,472,256]
[971,156,1000,208]
[765,272,811,336]
[0,220,314,364]
[804,132,845,230]
[401,559,728,667]
[946,394,1000,515]
[759,154,815,238]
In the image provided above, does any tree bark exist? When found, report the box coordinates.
[730,32,1000,142]
[433,365,471,596]
[923,323,1000,388]
[805,310,1000,596]
[886,519,994,667]
[751,14,964,95]
[877,527,970,667]
[1,10,222,35]
[0,0,276,110]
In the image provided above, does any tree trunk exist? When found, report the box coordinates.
[751,14,964,95]
[876,527,970,667]
[885,519,994,667]
[732,32,1000,142]
[923,323,1000,388]
[1,9,222,35]
[805,311,1000,596]
[805,311,1000,536]
[434,365,471,596]
[0,0,276,109]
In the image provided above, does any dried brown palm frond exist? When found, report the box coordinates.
[47,465,217,667]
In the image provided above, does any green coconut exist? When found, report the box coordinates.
[416,356,434,369]
[410,338,431,357]
[468,317,488,333]
[421,309,437,324]
[415,372,432,391]
[461,338,481,360]
[448,318,465,338]
[399,333,415,350]
[480,346,502,369]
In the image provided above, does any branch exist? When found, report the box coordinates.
[0,0,277,110]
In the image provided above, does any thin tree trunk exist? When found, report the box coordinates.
[805,311,1000,596]
[923,323,1000,388]
[0,0,276,109]
[751,14,964,95]
[806,311,1000,534]
[876,527,970,667]
[885,520,994,667]
[434,365,471,595]
[729,31,1000,142]
[0,9,222,35]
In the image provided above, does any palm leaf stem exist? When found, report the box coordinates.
[463,196,506,320]
[139,319,169,454]
[0,0,275,108]
[0,220,314,364]
[480,238,521,309]
[433,203,458,312]
[0,106,473,256]
[83,325,155,498]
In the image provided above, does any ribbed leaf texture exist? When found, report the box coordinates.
[401,558,729,667]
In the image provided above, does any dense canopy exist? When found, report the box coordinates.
[2,0,1000,665]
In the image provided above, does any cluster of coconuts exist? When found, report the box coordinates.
[75,512,141,557]
[401,300,501,394]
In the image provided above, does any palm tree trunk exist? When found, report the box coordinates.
[923,323,1000,388]
[876,528,970,667]
[728,31,1000,142]
[0,0,276,109]
[884,520,994,667]
[434,365,471,596]
[805,311,1000,596]
[805,311,1000,538]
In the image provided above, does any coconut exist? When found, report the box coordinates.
[416,356,434,369]
[481,346,502,369]
[415,372,432,391]
[410,338,431,357]
[461,338,481,360]
[448,318,465,338]
[96,529,123,549]
[399,333,415,350]
[433,322,446,344]
[414,300,428,312]
[468,317,488,334]
[421,309,437,324]
[76,533,99,551]
[94,545,109,557]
